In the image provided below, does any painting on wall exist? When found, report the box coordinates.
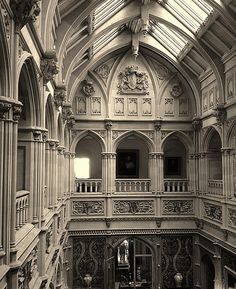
[164,157,182,177]
[116,150,139,178]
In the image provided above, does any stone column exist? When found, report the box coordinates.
[102,153,108,194]
[199,152,208,195]
[156,153,164,194]
[57,146,65,201]
[188,154,197,194]
[221,147,233,199]
[148,153,157,193]
[193,235,201,289]
[213,242,223,289]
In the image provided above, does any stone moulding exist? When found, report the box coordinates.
[72,201,104,216]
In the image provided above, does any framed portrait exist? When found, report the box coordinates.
[116,149,139,178]
[164,157,182,177]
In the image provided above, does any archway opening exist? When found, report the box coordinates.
[208,130,222,180]
[201,255,215,289]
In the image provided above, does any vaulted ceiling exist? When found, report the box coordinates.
[47,0,236,99]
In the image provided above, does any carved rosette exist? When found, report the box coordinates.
[41,50,59,84]
[170,81,183,98]
[72,201,104,215]
[10,0,41,29]
[204,202,222,222]
[0,101,11,120]
[117,66,149,95]
[54,84,66,108]
[81,79,95,97]
[162,200,194,215]
[113,200,154,215]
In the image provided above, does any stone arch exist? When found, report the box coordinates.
[18,56,41,126]
[226,118,236,147]
[202,126,222,152]
[70,130,106,153]
[161,130,194,154]
[114,130,154,152]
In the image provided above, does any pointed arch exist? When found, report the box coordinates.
[161,130,194,153]
[114,130,155,152]
[70,130,106,153]
[202,126,222,151]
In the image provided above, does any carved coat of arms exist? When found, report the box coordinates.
[117,65,149,94]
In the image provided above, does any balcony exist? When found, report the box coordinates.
[115,179,151,192]
[207,180,223,196]
[16,190,29,230]
[164,179,189,193]
[75,179,102,193]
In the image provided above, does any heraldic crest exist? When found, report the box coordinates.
[117,65,149,95]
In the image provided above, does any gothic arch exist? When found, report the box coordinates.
[70,130,106,153]
[161,131,194,154]
[114,130,155,152]
[202,126,222,152]
[226,118,236,147]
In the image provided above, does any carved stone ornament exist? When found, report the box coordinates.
[213,104,226,125]
[33,130,41,141]
[81,79,95,97]
[113,200,154,215]
[2,9,10,40]
[12,104,22,121]
[40,50,59,83]
[94,63,110,80]
[117,65,149,95]
[228,208,236,227]
[154,118,163,131]
[163,200,194,215]
[170,81,183,98]
[0,101,11,120]
[192,116,202,131]
[67,116,76,129]
[72,201,104,215]
[54,84,66,108]
[105,119,112,130]
[204,202,222,222]
[62,103,73,121]
[10,0,41,29]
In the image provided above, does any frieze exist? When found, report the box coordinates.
[117,65,149,95]
[162,200,194,215]
[204,202,222,223]
[228,208,236,228]
[72,201,104,215]
[94,63,110,81]
[113,200,154,215]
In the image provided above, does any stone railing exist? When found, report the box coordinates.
[208,180,223,196]
[16,190,29,230]
[164,179,189,192]
[115,179,151,192]
[75,179,102,193]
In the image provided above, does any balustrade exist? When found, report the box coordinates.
[16,191,29,230]
[207,180,223,196]
[75,179,102,193]
[115,179,151,192]
[164,179,189,192]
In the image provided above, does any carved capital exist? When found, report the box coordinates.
[0,102,11,120]
[213,104,226,125]
[10,0,41,29]
[33,130,41,141]
[154,118,162,131]
[12,104,22,121]
[62,103,72,121]
[67,116,75,129]
[192,116,202,131]
[54,84,66,108]
[105,119,112,130]
[41,50,59,83]
[57,146,65,155]
[42,131,48,142]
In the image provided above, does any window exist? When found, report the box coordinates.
[74,158,90,178]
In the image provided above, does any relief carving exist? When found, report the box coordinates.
[228,208,236,227]
[115,98,124,115]
[81,79,95,97]
[117,66,149,95]
[54,85,66,108]
[179,98,188,115]
[204,202,222,222]
[91,97,101,114]
[0,101,11,120]
[163,200,193,215]
[2,9,10,40]
[170,81,183,98]
[226,74,234,99]
[212,104,226,125]
[142,98,151,115]
[41,50,59,83]
[72,201,104,215]
[128,98,138,115]
[10,0,41,29]
[113,200,154,215]
[209,87,215,108]
[154,62,171,80]
[77,97,86,114]
[95,63,110,80]
[164,98,174,115]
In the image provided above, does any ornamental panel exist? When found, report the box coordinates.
[162,200,194,215]
[72,201,104,216]
[203,202,222,223]
[228,208,236,228]
[113,200,154,215]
